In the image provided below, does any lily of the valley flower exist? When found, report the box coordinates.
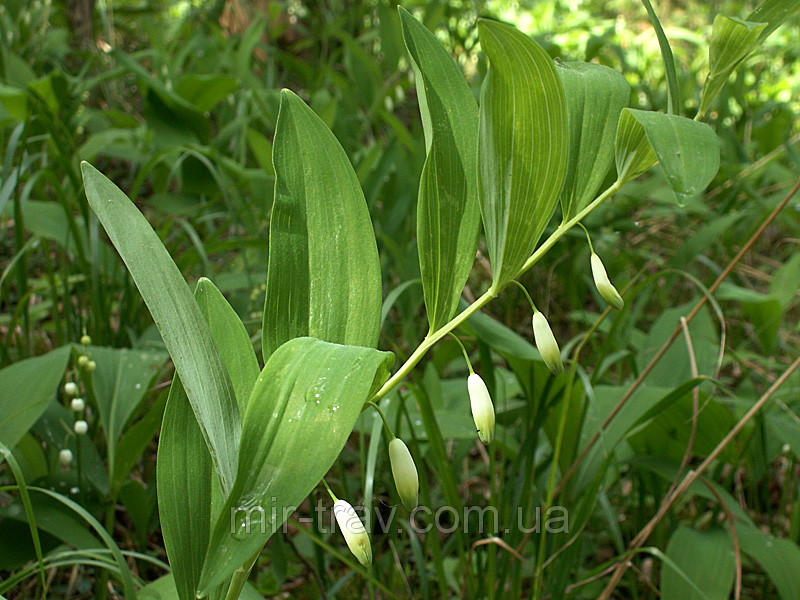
[532,311,564,375]
[59,449,73,467]
[64,382,78,396]
[389,438,419,510]
[80,334,91,346]
[591,253,624,310]
[74,420,88,435]
[333,499,372,567]
[71,398,85,412]
[468,373,495,444]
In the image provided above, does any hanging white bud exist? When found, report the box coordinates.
[77,355,89,367]
[58,449,73,467]
[467,373,495,445]
[532,311,564,375]
[87,360,96,372]
[333,499,372,567]
[591,253,624,310]
[389,438,419,510]
[64,382,78,396]
[74,420,88,435]
[71,398,85,412]
[80,334,91,346]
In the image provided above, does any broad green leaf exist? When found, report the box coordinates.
[198,337,394,593]
[399,7,480,331]
[737,523,800,600]
[157,379,216,600]
[699,16,767,116]
[112,390,167,490]
[636,300,719,387]
[661,527,734,600]
[699,0,798,116]
[139,574,266,600]
[262,90,382,360]
[195,277,259,413]
[615,109,719,205]
[748,0,800,43]
[477,19,568,289]
[158,279,255,600]
[81,161,240,493]
[174,74,238,113]
[0,346,70,449]
[556,61,630,220]
[87,345,167,484]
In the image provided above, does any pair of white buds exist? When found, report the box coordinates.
[465,312,563,447]
[333,436,419,568]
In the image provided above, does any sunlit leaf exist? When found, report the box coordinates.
[400,7,480,330]
[262,90,382,360]
[615,109,719,205]
[699,15,766,116]
[477,19,568,289]
[556,60,629,220]
[81,161,240,493]
[198,337,394,593]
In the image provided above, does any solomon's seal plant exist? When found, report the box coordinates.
[73,3,798,598]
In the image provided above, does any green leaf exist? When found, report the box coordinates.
[81,161,240,493]
[737,523,800,600]
[556,61,630,220]
[747,0,800,43]
[399,7,480,331]
[615,109,719,205]
[477,19,568,289]
[198,337,394,593]
[158,278,256,600]
[112,390,168,491]
[699,0,798,116]
[0,346,71,449]
[661,527,733,600]
[140,574,266,600]
[87,346,167,484]
[262,90,382,360]
[157,379,215,600]
[699,16,767,116]
[195,277,259,413]
[175,74,238,113]
[640,0,679,114]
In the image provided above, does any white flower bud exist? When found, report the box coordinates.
[77,355,89,367]
[71,398,85,412]
[58,449,73,467]
[64,382,78,396]
[87,360,96,372]
[467,373,495,445]
[591,253,624,310]
[389,438,419,510]
[333,499,372,567]
[80,334,91,346]
[74,420,88,435]
[532,311,564,375]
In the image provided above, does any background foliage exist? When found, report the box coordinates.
[1,0,799,598]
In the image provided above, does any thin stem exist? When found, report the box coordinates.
[508,280,538,314]
[448,333,474,375]
[322,479,337,503]
[371,179,623,403]
[366,401,395,440]
[577,223,594,254]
